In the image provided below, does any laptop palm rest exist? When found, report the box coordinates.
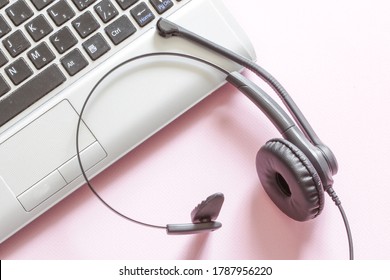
[0,100,106,212]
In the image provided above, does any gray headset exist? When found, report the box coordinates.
[76,18,353,259]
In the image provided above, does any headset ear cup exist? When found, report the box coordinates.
[256,138,324,221]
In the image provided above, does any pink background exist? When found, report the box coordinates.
[1,0,390,259]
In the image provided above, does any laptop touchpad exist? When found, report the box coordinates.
[0,100,106,211]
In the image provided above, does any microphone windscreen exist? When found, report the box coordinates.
[191,193,224,223]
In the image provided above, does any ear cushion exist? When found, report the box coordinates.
[256,138,324,221]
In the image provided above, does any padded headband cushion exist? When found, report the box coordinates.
[256,138,324,221]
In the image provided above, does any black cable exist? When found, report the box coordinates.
[76,52,229,230]
[327,187,354,260]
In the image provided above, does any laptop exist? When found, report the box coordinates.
[0,0,255,243]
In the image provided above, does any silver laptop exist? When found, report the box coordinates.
[0,0,255,243]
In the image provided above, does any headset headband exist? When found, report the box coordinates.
[156,18,337,188]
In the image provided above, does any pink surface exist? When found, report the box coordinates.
[1,1,390,260]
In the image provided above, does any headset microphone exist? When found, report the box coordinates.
[76,52,230,236]
[167,193,224,235]
[76,18,354,259]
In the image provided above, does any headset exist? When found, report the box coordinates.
[76,18,354,259]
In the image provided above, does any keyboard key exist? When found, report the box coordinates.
[149,0,173,14]
[0,15,11,39]
[0,64,66,127]
[25,15,53,42]
[48,0,75,26]
[0,0,9,9]
[131,2,155,27]
[6,0,33,26]
[72,0,97,11]
[105,15,136,45]
[5,57,33,85]
[116,0,138,10]
[61,48,88,76]
[2,30,31,57]
[0,74,10,97]
[0,49,8,67]
[94,0,118,23]
[50,26,78,54]
[82,32,110,60]
[27,42,55,69]
[31,0,56,11]
[72,11,100,39]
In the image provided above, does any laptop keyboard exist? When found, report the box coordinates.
[0,0,181,127]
